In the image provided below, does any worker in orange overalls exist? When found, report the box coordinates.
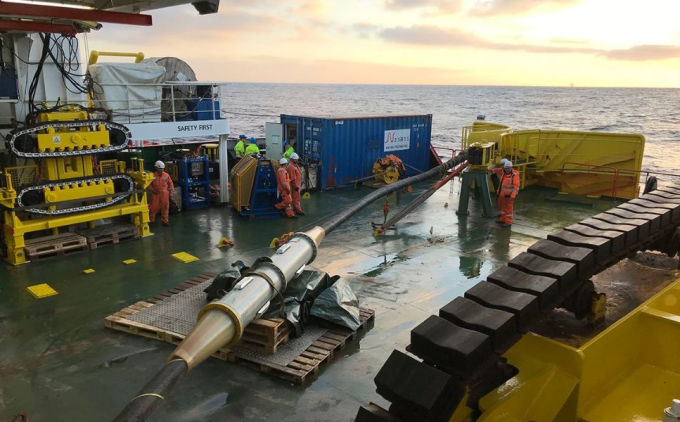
[287,152,304,215]
[149,160,175,226]
[274,158,295,218]
[491,159,520,227]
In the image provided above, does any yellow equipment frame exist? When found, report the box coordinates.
[449,276,680,421]
[1,159,153,265]
[461,122,645,199]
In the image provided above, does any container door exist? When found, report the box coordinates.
[265,122,283,160]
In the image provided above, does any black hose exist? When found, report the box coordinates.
[112,359,187,422]
[320,152,467,234]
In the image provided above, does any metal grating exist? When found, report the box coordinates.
[127,279,330,366]
[99,159,118,175]
[6,165,38,188]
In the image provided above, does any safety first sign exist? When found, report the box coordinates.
[384,129,410,152]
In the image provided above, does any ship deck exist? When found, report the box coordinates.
[1,181,678,421]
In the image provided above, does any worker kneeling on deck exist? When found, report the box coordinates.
[235,134,246,158]
[491,159,519,227]
[275,158,296,218]
[245,137,260,155]
[287,153,304,215]
[149,161,175,226]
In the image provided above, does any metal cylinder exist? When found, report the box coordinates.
[168,227,324,371]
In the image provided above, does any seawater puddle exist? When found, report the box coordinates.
[360,254,408,277]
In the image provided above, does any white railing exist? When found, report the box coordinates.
[91,81,224,125]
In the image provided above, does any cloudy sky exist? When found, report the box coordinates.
[86,0,680,87]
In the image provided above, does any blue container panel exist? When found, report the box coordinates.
[186,99,221,120]
[281,114,432,189]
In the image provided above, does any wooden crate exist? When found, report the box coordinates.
[24,233,88,260]
[77,223,139,249]
[104,273,375,384]
[233,317,292,354]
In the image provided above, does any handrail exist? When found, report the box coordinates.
[560,161,624,199]
[88,50,145,65]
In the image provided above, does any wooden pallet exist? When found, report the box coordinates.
[77,223,139,249]
[226,308,375,384]
[104,273,375,384]
[24,233,88,260]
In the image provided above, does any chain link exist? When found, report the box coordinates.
[16,174,135,216]
[8,120,132,158]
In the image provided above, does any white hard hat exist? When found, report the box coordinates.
[154,160,165,169]
[500,158,509,166]
[279,158,288,165]
[504,160,513,168]
[290,152,299,160]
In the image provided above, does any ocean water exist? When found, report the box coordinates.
[222,84,680,183]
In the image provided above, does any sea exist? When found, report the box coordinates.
[222,84,680,183]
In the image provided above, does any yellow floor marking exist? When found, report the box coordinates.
[26,283,58,299]
[172,252,199,263]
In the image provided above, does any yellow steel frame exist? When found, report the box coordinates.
[1,160,153,265]
[37,124,110,152]
[461,121,645,200]
[43,179,115,203]
[450,276,680,422]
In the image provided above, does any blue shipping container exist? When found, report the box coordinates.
[279,114,432,189]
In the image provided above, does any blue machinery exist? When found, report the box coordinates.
[177,156,211,210]
[241,159,280,218]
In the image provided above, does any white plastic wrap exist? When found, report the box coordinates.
[89,63,165,124]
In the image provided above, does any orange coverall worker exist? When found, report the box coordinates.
[491,167,520,225]
[149,170,174,224]
[287,161,303,214]
[275,165,295,218]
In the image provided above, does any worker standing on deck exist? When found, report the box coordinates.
[149,161,175,226]
[275,158,295,218]
[287,152,304,215]
[283,140,295,159]
[245,137,260,156]
[234,134,246,158]
[491,160,520,227]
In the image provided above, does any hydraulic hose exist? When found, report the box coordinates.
[113,359,188,422]
[320,152,467,234]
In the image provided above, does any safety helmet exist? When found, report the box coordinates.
[284,140,289,146]
[239,134,246,139]
[154,160,165,169]
[279,158,288,165]
[290,152,299,160]
[250,137,256,143]
[500,158,509,166]
[504,160,513,168]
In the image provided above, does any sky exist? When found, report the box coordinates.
[85,0,680,87]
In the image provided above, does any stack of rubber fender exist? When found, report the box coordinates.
[356,186,680,422]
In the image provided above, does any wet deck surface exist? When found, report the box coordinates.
[1,181,676,421]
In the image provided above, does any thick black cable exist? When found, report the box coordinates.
[112,359,187,422]
[320,152,467,234]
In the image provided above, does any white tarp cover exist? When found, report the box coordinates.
[89,63,165,124]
